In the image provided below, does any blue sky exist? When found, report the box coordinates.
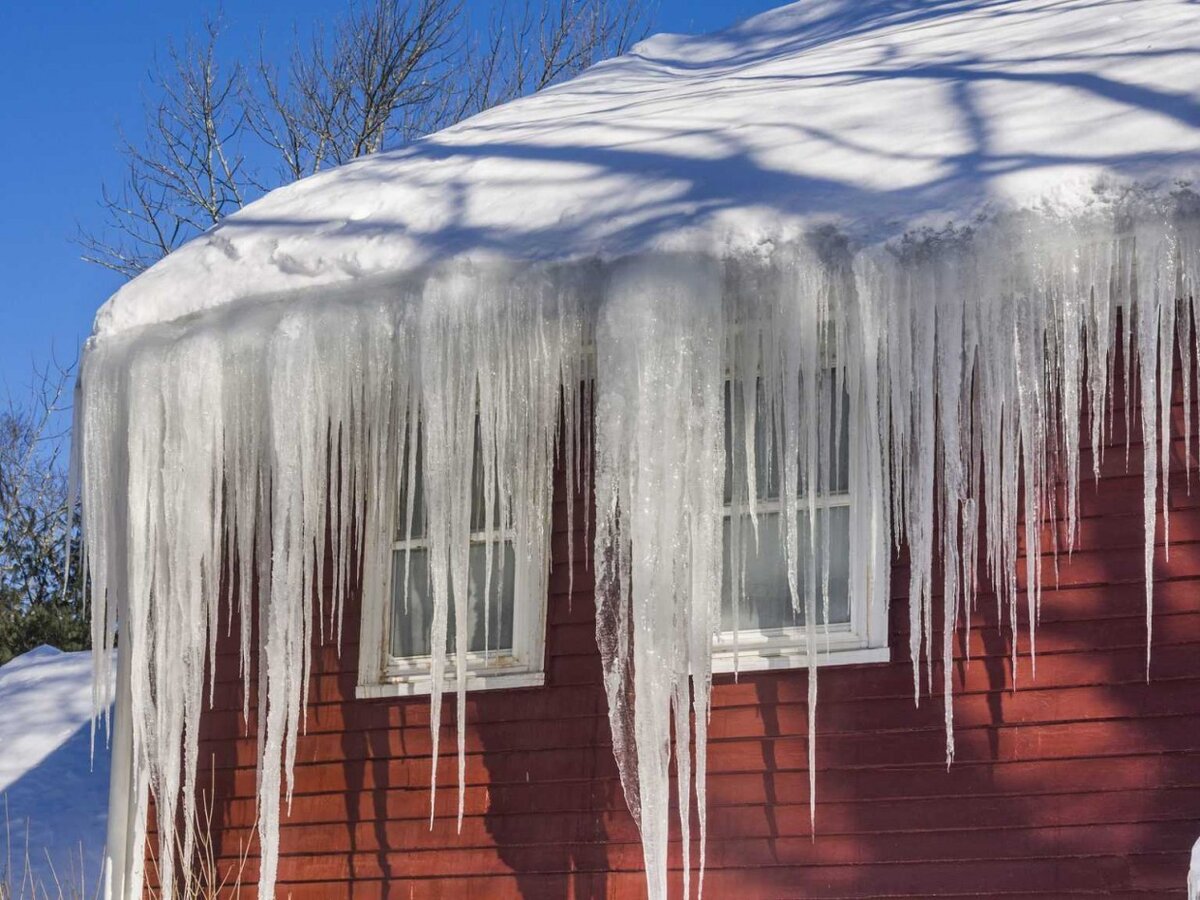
[0,0,782,397]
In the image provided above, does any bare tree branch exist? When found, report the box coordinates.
[0,357,88,664]
[78,18,252,278]
[245,0,463,179]
[79,0,655,280]
[455,0,652,119]
[0,359,76,607]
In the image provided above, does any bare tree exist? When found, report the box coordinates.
[79,20,252,278]
[79,0,654,280]
[0,360,83,665]
[455,0,651,118]
[247,0,463,181]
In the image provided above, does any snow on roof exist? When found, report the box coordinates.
[95,0,1200,336]
[0,646,112,885]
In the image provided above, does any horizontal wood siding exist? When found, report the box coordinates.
[161,382,1200,898]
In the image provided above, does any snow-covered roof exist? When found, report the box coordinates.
[96,0,1200,335]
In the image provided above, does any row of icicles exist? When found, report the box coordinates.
[79,205,1199,899]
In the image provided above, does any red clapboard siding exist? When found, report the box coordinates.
[154,379,1200,899]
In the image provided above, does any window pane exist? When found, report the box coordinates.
[396,426,426,541]
[724,375,850,503]
[390,542,516,659]
[724,380,778,502]
[469,431,506,533]
[720,505,851,630]
[396,420,506,539]
[825,379,850,494]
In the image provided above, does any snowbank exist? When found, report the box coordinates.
[94,0,1200,336]
[0,646,112,888]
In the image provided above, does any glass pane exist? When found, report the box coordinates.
[724,374,850,503]
[390,542,517,659]
[469,420,507,534]
[720,505,851,630]
[724,380,778,502]
[396,418,506,539]
[397,425,426,541]
[824,377,851,494]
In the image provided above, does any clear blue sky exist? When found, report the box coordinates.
[0,0,782,397]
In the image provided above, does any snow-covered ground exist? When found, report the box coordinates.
[0,646,111,891]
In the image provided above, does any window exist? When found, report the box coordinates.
[357,371,886,697]
[714,374,888,673]
[357,422,549,698]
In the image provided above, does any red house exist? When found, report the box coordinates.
[81,1,1200,897]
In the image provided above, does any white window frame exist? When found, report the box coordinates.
[356,446,550,700]
[711,379,889,675]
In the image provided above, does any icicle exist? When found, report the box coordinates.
[82,195,1199,900]
[593,255,725,900]
[419,265,584,831]
[80,274,580,898]
[1190,834,1200,900]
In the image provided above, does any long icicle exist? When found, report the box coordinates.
[82,200,1199,900]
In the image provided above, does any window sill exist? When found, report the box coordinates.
[711,644,889,675]
[357,668,546,699]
